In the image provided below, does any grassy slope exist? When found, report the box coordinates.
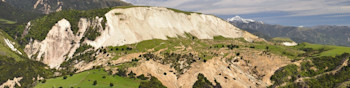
[297,42,350,57]
[35,69,142,88]
[271,42,350,88]
[0,29,23,61]
[0,19,16,24]
[0,29,53,87]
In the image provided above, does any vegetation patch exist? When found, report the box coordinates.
[0,19,16,24]
[167,8,202,15]
[0,56,53,88]
[296,42,350,57]
[35,69,143,88]
[270,53,350,87]
[193,73,221,88]
[139,76,166,88]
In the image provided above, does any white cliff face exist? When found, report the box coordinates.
[24,7,257,69]
[24,19,88,69]
[86,7,257,48]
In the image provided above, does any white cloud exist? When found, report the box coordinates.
[123,0,350,16]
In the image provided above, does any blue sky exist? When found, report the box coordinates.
[123,0,350,26]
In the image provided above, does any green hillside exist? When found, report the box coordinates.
[0,29,53,88]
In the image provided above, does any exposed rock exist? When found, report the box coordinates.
[282,42,298,46]
[4,38,22,55]
[86,7,258,48]
[24,19,87,69]
[25,7,258,69]
[21,22,31,39]
[0,77,23,88]
[128,50,290,88]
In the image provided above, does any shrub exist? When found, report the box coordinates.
[63,76,67,79]
[93,80,97,85]
[110,83,114,87]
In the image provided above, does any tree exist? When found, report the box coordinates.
[137,74,149,80]
[116,69,127,77]
[41,79,46,83]
[93,80,97,85]
[110,83,114,87]
[192,74,216,88]
[128,71,136,78]
[63,76,67,79]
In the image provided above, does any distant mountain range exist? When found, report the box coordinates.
[3,0,131,14]
[228,16,350,47]
[0,0,131,26]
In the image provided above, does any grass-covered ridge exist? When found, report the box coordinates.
[111,6,202,15]
[296,42,350,57]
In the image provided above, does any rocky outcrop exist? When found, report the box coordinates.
[0,77,23,88]
[24,19,88,69]
[4,39,22,55]
[282,42,298,46]
[86,7,258,48]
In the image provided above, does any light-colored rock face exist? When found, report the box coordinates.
[86,7,257,48]
[4,39,22,55]
[21,22,31,39]
[25,19,74,68]
[24,19,88,69]
[282,42,298,46]
[0,77,23,88]
[25,7,257,69]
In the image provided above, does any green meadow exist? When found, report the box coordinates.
[35,69,143,88]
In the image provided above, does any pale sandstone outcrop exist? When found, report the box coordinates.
[282,42,298,46]
[0,77,23,88]
[86,7,257,48]
[24,18,90,69]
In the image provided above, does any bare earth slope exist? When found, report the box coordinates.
[25,7,258,69]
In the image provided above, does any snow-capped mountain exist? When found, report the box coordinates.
[227,16,263,24]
